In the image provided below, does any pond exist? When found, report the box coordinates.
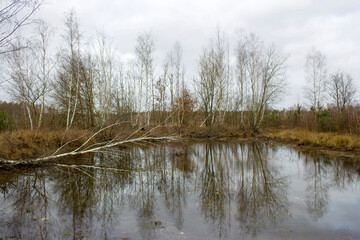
[1,141,360,239]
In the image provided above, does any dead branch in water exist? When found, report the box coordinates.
[56,163,144,172]
[0,135,178,167]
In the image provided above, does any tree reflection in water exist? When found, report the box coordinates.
[303,154,330,221]
[1,142,360,239]
[157,144,192,230]
[234,143,289,237]
[190,142,289,238]
[302,151,360,221]
[191,143,232,238]
[0,169,54,239]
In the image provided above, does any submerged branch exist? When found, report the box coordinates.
[56,163,143,172]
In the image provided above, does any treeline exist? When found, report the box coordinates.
[0,8,359,135]
[264,105,360,134]
[263,48,360,134]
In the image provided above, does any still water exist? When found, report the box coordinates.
[1,141,360,240]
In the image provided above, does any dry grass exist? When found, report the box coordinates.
[0,130,95,160]
[7,126,359,161]
[0,125,246,161]
[264,129,360,151]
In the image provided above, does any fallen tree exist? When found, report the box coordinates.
[0,121,178,167]
[0,136,177,166]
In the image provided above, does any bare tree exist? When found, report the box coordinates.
[53,10,82,130]
[234,32,287,132]
[7,39,38,130]
[135,32,155,125]
[328,70,356,110]
[79,53,96,128]
[212,29,231,124]
[196,28,230,126]
[196,48,216,126]
[6,20,54,130]
[93,29,115,124]
[124,59,139,125]
[164,42,185,124]
[235,32,248,127]
[173,86,196,126]
[0,0,43,55]
[155,62,167,122]
[113,62,134,120]
[32,20,55,129]
[304,47,327,111]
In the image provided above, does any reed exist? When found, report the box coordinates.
[265,129,360,151]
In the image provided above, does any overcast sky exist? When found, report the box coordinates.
[9,0,360,108]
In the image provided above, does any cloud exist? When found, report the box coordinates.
[7,0,358,107]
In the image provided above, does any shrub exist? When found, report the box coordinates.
[0,111,14,131]
[263,110,282,128]
[316,109,336,132]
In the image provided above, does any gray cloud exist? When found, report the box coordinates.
[27,0,360,107]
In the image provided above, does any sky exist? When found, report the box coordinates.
[3,0,360,108]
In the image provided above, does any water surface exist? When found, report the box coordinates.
[1,141,360,239]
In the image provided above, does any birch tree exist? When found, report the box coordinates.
[113,62,134,120]
[304,47,327,111]
[164,42,185,124]
[7,40,38,130]
[135,32,155,125]
[53,10,82,129]
[32,20,55,129]
[125,60,139,124]
[212,29,231,124]
[79,54,96,128]
[235,32,248,127]
[93,30,115,124]
[196,29,230,126]
[328,70,356,110]
[6,20,53,130]
[155,62,167,122]
[235,32,287,132]
[197,48,216,126]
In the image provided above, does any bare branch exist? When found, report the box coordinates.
[0,0,43,54]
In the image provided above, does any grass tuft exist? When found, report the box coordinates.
[264,129,360,151]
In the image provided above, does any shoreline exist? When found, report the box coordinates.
[1,128,360,165]
[263,129,360,152]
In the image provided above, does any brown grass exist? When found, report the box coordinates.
[264,129,360,151]
[0,125,247,161]
[0,130,95,160]
[6,126,358,161]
